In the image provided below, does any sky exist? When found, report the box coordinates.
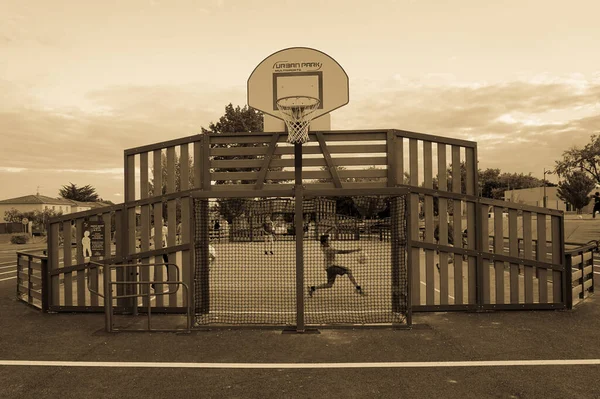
[1,0,599,202]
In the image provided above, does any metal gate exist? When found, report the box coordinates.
[191,187,411,330]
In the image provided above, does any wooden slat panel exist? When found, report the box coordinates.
[572,285,583,298]
[423,141,435,305]
[452,222,464,304]
[274,144,387,156]
[317,131,343,188]
[584,279,593,290]
[386,131,397,187]
[140,152,150,307]
[194,141,202,189]
[451,146,461,193]
[178,144,191,307]
[63,221,72,307]
[479,204,490,304]
[213,168,389,182]
[210,135,274,144]
[76,218,86,306]
[49,223,60,306]
[437,143,449,304]
[211,146,268,156]
[28,288,42,301]
[181,196,191,308]
[451,145,464,304]
[140,152,149,199]
[508,209,519,304]
[126,154,137,308]
[255,133,280,189]
[523,212,534,303]
[572,269,582,281]
[551,216,562,303]
[494,207,504,304]
[202,135,211,189]
[395,136,404,185]
[210,157,388,169]
[27,273,42,286]
[537,214,548,303]
[153,149,164,307]
[465,147,477,304]
[166,146,177,306]
[583,265,593,276]
[409,139,420,305]
[88,215,99,307]
[318,132,388,141]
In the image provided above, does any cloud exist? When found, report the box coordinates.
[1,74,599,199]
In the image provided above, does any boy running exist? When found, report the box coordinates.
[308,234,365,297]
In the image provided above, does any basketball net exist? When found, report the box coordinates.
[276,96,320,144]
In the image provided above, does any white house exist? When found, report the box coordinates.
[0,194,113,221]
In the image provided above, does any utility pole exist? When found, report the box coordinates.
[543,168,551,208]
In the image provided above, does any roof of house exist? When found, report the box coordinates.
[0,195,76,206]
[70,201,113,209]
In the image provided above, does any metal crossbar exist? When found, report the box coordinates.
[87,261,192,333]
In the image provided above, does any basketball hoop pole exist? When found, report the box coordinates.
[294,141,306,333]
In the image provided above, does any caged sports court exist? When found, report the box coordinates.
[16,48,595,333]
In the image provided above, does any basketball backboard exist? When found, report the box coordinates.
[248,47,349,131]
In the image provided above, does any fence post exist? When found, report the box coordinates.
[41,255,49,312]
[15,253,21,301]
[565,253,573,309]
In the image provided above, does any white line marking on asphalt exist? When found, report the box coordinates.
[0,276,17,282]
[0,265,16,270]
[420,281,455,300]
[0,261,16,266]
[1,359,600,369]
[0,270,16,275]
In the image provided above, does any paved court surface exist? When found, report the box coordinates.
[1,219,600,399]
[2,254,600,398]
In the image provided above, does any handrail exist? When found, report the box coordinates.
[87,260,192,333]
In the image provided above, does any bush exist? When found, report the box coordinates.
[10,234,30,245]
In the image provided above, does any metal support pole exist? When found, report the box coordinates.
[543,168,547,208]
[104,264,112,332]
[294,143,305,333]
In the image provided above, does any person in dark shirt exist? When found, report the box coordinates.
[307,235,365,297]
[593,192,600,218]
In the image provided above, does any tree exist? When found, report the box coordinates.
[59,183,99,202]
[557,171,596,214]
[201,103,263,134]
[3,208,63,233]
[555,134,600,184]
[149,152,195,196]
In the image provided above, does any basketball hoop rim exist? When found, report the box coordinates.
[276,95,321,110]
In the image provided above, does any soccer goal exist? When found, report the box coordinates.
[191,188,411,330]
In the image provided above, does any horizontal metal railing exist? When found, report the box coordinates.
[88,261,192,333]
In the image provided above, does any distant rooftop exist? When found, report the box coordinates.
[0,194,76,206]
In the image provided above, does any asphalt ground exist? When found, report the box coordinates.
[2,246,600,399]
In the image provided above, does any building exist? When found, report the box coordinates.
[0,194,112,222]
[503,187,594,213]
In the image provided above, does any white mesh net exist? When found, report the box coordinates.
[276,96,320,144]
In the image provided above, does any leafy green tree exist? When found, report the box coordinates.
[555,133,600,184]
[201,103,263,134]
[557,171,596,213]
[3,208,62,233]
[59,183,99,202]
